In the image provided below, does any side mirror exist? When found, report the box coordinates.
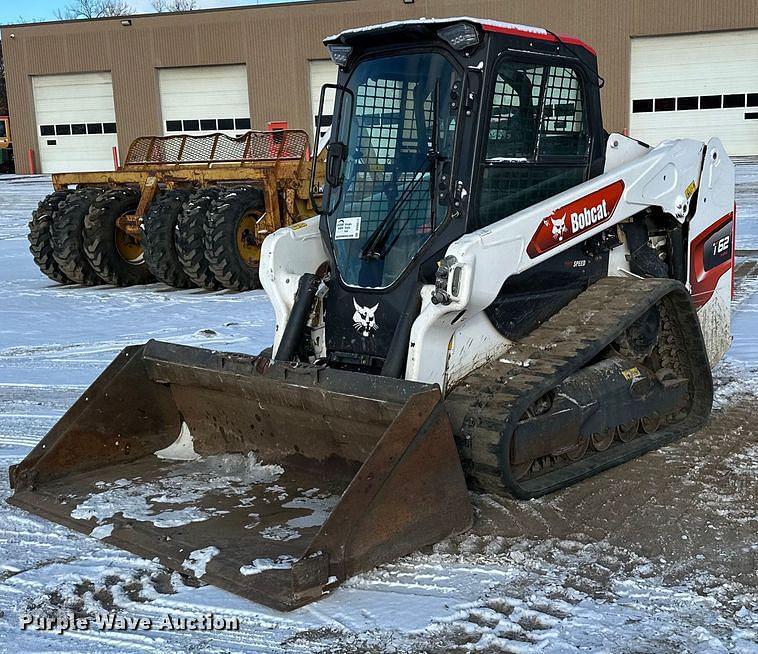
[325,141,347,187]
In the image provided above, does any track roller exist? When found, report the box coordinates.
[451,277,713,499]
[142,189,194,288]
[83,188,154,286]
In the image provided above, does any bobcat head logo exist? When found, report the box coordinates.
[551,215,568,241]
[352,299,379,337]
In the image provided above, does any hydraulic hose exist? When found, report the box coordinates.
[381,284,422,378]
[274,273,322,362]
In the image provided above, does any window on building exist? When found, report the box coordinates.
[71,123,87,135]
[217,118,234,130]
[723,93,745,108]
[632,99,654,113]
[87,123,103,134]
[56,124,71,135]
[200,119,217,131]
[235,118,251,130]
[700,95,721,109]
[654,97,675,111]
[40,125,55,136]
[183,119,200,131]
[677,96,698,110]
[748,93,758,107]
[166,120,182,132]
[103,122,117,134]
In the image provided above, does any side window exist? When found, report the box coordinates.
[477,61,590,228]
[539,66,587,157]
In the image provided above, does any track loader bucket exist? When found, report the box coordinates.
[8,341,472,610]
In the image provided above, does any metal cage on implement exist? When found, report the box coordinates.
[123,130,311,168]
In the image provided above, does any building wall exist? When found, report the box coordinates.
[3,0,758,173]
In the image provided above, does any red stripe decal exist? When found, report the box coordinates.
[690,211,735,309]
[526,180,625,259]
[481,24,596,56]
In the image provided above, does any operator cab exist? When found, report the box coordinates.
[312,18,605,375]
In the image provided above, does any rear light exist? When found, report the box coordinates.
[327,45,353,67]
[437,23,480,50]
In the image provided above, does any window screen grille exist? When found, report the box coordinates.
[477,61,590,229]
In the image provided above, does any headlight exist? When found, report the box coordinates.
[437,23,480,51]
[327,45,353,67]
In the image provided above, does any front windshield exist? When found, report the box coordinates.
[326,52,458,288]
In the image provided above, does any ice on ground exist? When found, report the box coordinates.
[283,492,340,529]
[260,525,301,542]
[70,452,284,528]
[155,422,200,461]
[240,555,297,576]
[182,546,220,579]
[499,357,531,367]
[90,523,114,540]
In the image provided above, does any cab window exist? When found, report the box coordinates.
[476,62,590,228]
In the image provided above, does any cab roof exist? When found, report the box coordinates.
[324,16,596,56]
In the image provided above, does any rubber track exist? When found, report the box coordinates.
[27,190,73,284]
[446,277,713,499]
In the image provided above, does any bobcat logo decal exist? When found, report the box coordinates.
[352,299,379,337]
[551,215,568,241]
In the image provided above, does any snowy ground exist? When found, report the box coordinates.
[0,171,756,653]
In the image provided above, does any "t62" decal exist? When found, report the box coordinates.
[526,180,625,258]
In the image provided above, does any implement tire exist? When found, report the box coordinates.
[175,187,223,290]
[142,189,194,288]
[83,188,154,286]
[28,190,73,284]
[205,186,265,291]
[51,188,104,286]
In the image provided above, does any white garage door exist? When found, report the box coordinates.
[309,60,338,141]
[630,30,758,156]
[33,72,118,173]
[158,65,251,136]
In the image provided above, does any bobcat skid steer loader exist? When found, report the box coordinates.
[8,18,734,610]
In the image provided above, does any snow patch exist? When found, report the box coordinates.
[89,523,114,540]
[260,525,300,542]
[283,492,340,529]
[182,546,220,579]
[326,17,550,42]
[71,452,284,529]
[499,357,531,367]
[240,555,297,576]
[155,422,199,461]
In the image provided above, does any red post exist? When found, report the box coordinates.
[112,145,120,170]
[27,148,36,175]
